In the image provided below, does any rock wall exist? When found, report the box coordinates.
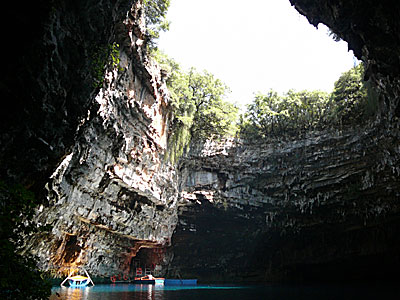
[169,125,400,282]
[165,0,400,283]
[0,0,135,194]
[289,0,400,121]
[2,0,400,284]
[23,1,178,277]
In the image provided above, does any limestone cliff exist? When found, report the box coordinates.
[170,126,400,282]
[289,0,400,122]
[2,0,400,284]
[1,0,135,193]
[23,1,178,277]
[165,0,400,282]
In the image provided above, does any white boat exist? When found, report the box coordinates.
[60,267,94,287]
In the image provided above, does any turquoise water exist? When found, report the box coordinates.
[50,283,399,300]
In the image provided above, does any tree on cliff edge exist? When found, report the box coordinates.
[152,50,238,163]
[143,0,170,49]
[330,64,370,125]
[239,64,375,141]
[239,90,329,139]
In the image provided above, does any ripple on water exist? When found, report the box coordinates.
[50,283,399,300]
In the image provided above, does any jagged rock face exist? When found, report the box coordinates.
[30,61,178,276]
[23,1,178,277]
[0,0,137,195]
[165,0,400,282]
[290,0,400,76]
[3,0,400,283]
[289,0,400,120]
[169,126,400,282]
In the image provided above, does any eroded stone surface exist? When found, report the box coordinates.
[3,0,400,283]
[25,1,178,277]
[170,125,400,282]
[163,0,400,282]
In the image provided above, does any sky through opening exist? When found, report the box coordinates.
[157,0,357,109]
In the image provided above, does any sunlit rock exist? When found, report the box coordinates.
[3,0,400,284]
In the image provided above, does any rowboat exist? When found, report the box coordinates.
[60,267,94,287]
[68,275,90,287]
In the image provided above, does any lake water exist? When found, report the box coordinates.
[50,283,399,300]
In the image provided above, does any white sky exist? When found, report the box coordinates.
[157,0,357,109]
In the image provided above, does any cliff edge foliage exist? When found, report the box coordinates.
[154,52,377,160]
[0,0,171,299]
[143,0,170,49]
[152,50,238,163]
[239,64,379,141]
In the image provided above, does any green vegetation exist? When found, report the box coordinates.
[0,181,51,300]
[109,43,123,71]
[153,49,378,159]
[91,42,122,88]
[330,64,370,125]
[239,64,378,141]
[90,0,172,88]
[152,50,238,163]
[240,90,329,139]
[143,0,170,49]
[143,0,378,146]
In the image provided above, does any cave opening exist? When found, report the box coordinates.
[2,0,399,294]
[157,0,358,108]
[51,233,83,268]
[130,246,168,277]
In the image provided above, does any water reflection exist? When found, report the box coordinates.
[50,286,91,300]
[51,283,250,300]
[51,283,398,300]
[51,284,168,300]
[148,284,153,300]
